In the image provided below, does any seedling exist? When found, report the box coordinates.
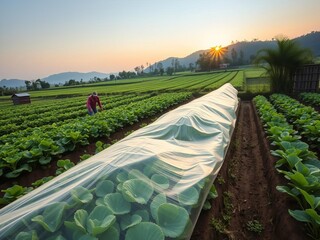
[55,159,75,175]
[246,220,264,234]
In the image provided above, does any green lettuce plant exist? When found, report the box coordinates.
[64,205,116,237]
[31,176,54,188]
[32,202,67,232]
[55,159,75,175]
[0,184,33,204]
[70,186,93,205]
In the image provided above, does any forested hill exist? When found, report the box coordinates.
[148,31,320,70]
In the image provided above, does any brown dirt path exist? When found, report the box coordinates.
[191,101,307,240]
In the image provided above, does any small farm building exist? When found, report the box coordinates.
[11,93,31,105]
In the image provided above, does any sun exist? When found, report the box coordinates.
[210,45,227,59]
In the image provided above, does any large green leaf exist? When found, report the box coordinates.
[97,226,119,240]
[71,186,93,204]
[298,188,320,209]
[120,214,142,230]
[178,187,199,206]
[104,192,131,215]
[116,172,128,183]
[294,162,311,176]
[286,154,302,169]
[156,203,189,238]
[287,171,309,187]
[14,231,38,240]
[95,180,114,197]
[32,202,67,232]
[122,179,154,204]
[151,174,169,190]
[75,209,88,232]
[289,209,312,223]
[87,206,115,236]
[125,222,164,240]
[5,164,32,178]
[39,156,52,165]
[133,209,150,222]
[305,209,320,224]
[276,186,300,202]
[150,193,167,222]
[38,139,53,151]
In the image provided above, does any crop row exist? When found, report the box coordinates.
[253,95,320,239]
[0,94,136,122]
[0,94,153,136]
[167,72,227,90]
[0,92,192,179]
[204,71,242,90]
[299,92,320,106]
[116,71,243,93]
[270,94,320,151]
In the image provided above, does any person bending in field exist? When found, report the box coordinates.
[86,91,103,115]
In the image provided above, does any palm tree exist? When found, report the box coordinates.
[256,38,313,94]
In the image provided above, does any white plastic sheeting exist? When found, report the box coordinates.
[0,83,238,240]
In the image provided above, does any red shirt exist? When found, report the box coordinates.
[86,95,102,110]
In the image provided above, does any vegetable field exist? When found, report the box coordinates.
[0,69,317,240]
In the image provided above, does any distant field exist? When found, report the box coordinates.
[0,68,270,106]
[244,68,270,92]
[0,70,247,104]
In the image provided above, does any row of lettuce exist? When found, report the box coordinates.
[253,94,320,239]
[270,94,320,151]
[0,94,153,135]
[299,92,320,106]
[0,92,192,179]
[0,94,141,121]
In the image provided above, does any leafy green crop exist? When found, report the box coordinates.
[0,185,33,205]
[254,95,320,239]
[55,159,75,175]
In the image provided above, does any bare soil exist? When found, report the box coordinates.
[191,101,308,240]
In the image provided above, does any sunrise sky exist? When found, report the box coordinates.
[0,0,319,80]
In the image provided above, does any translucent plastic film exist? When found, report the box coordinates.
[0,83,238,240]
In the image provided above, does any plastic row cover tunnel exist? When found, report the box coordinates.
[0,83,239,240]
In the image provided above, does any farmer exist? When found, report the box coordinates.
[86,91,103,115]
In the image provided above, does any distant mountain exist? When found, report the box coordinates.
[294,31,320,56]
[150,50,207,71]
[0,79,26,88]
[42,71,110,85]
[0,71,110,88]
[145,31,320,71]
